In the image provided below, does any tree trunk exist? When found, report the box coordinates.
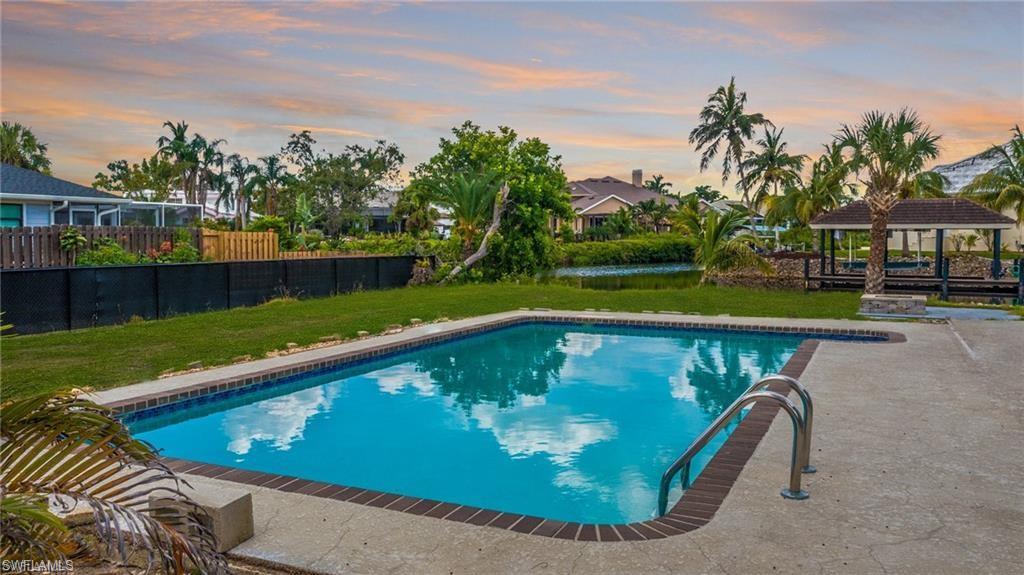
[441,184,508,284]
[865,201,891,295]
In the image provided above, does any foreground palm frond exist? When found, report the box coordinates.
[1,392,225,573]
[674,200,769,281]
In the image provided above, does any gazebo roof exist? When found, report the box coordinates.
[809,198,1015,230]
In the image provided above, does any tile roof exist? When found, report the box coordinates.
[1,163,126,201]
[568,177,678,213]
[810,198,1015,230]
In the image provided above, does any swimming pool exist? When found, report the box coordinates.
[128,322,807,525]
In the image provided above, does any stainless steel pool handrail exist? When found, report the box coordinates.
[656,390,808,517]
[743,375,815,473]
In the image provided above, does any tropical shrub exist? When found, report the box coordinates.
[556,235,695,267]
[246,215,291,247]
[0,391,223,571]
[76,238,138,266]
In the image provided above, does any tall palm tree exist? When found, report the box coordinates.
[688,77,770,206]
[836,109,940,294]
[674,197,768,282]
[223,154,257,228]
[0,121,52,174]
[253,155,291,217]
[766,144,856,230]
[429,172,500,257]
[644,174,673,194]
[157,121,200,203]
[739,127,807,212]
[960,125,1024,225]
[194,136,226,210]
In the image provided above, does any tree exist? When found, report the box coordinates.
[673,197,767,282]
[93,154,177,200]
[739,127,806,212]
[427,172,500,258]
[293,140,404,235]
[688,78,770,206]
[223,154,258,228]
[0,121,51,174]
[631,199,660,232]
[252,155,291,217]
[409,122,572,278]
[1,391,222,571]
[766,144,856,229]
[691,184,725,203]
[393,183,440,236]
[960,125,1024,224]
[605,207,637,237]
[836,110,940,294]
[644,174,673,194]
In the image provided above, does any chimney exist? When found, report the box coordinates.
[632,169,643,187]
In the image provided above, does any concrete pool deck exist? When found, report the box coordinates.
[96,312,1024,574]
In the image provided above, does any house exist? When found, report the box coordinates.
[701,199,783,239]
[562,169,678,234]
[0,163,202,227]
[883,144,1023,252]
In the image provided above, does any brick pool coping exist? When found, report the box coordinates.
[110,312,906,542]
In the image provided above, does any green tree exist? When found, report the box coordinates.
[156,121,225,207]
[690,184,725,203]
[766,144,856,233]
[0,121,51,174]
[739,127,806,212]
[410,122,572,278]
[428,172,500,258]
[674,198,767,282]
[92,154,177,200]
[393,183,440,236]
[223,153,258,228]
[836,110,940,294]
[293,140,405,235]
[688,78,770,206]
[253,155,292,217]
[960,125,1024,224]
[644,174,673,194]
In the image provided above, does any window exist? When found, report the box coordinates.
[120,206,159,226]
[71,209,96,226]
[1,203,22,227]
[24,204,51,226]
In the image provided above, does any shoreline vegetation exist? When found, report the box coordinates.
[2,283,864,399]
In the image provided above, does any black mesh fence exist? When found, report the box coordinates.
[0,256,422,334]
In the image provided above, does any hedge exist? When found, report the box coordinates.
[556,235,695,267]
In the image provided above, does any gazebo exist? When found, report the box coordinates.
[808,198,1021,300]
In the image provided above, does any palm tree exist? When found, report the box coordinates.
[604,207,637,238]
[674,197,768,282]
[194,136,226,210]
[836,109,940,294]
[394,183,440,236]
[224,154,257,228]
[1,391,223,571]
[631,199,660,232]
[960,125,1024,225]
[739,127,806,245]
[157,121,200,203]
[644,174,673,194]
[253,155,291,217]
[688,77,770,206]
[766,143,856,230]
[0,121,51,174]
[429,172,500,258]
[739,127,807,212]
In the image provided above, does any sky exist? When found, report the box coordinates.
[2,1,1023,197]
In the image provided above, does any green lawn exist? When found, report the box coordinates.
[2,283,864,400]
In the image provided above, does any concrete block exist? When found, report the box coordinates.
[859,294,926,315]
[151,484,254,552]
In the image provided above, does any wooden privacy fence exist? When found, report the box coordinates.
[200,230,279,261]
[0,225,200,269]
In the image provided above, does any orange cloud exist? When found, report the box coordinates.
[703,5,834,49]
[376,49,623,91]
[273,124,373,139]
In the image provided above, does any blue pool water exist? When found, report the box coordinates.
[129,323,804,524]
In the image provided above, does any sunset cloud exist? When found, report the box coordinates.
[1,1,1020,188]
